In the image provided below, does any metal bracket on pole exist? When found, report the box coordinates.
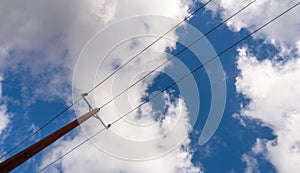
[81,93,111,129]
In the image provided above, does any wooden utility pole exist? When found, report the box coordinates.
[0,108,100,173]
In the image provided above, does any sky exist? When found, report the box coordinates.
[0,0,300,173]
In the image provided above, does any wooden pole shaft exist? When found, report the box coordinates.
[0,108,100,173]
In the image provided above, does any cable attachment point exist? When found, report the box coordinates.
[81,93,110,129]
[81,93,88,97]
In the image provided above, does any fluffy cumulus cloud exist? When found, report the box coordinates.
[0,0,191,103]
[241,153,259,173]
[0,75,11,146]
[0,105,10,138]
[0,0,204,172]
[236,47,300,173]
[199,0,300,172]
[40,96,201,173]
[199,0,300,46]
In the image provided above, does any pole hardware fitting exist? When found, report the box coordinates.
[81,93,110,129]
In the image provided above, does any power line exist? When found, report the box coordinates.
[38,1,300,172]
[86,0,214,95]
[38,0,257,170]
[38,128,106,173]
[0,98,83,160]
[98,0,256,110]
[112,0,300,125]
[0,0,213,160]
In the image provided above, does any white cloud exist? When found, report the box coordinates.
[0,0,204,172]
[0,0,193,105]
[201,1,300,172]
[241,154,259,173]
[40,97,201,173]
[0,0,121,103]
[199,0,300,46]
[0,106,10,137]
[236,47,300,173]
[0,75,11,141]
[232,113,247,127]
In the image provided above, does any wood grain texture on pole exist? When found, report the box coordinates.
[0,108,100,173]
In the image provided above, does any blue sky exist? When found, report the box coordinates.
[1,0,300,173]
